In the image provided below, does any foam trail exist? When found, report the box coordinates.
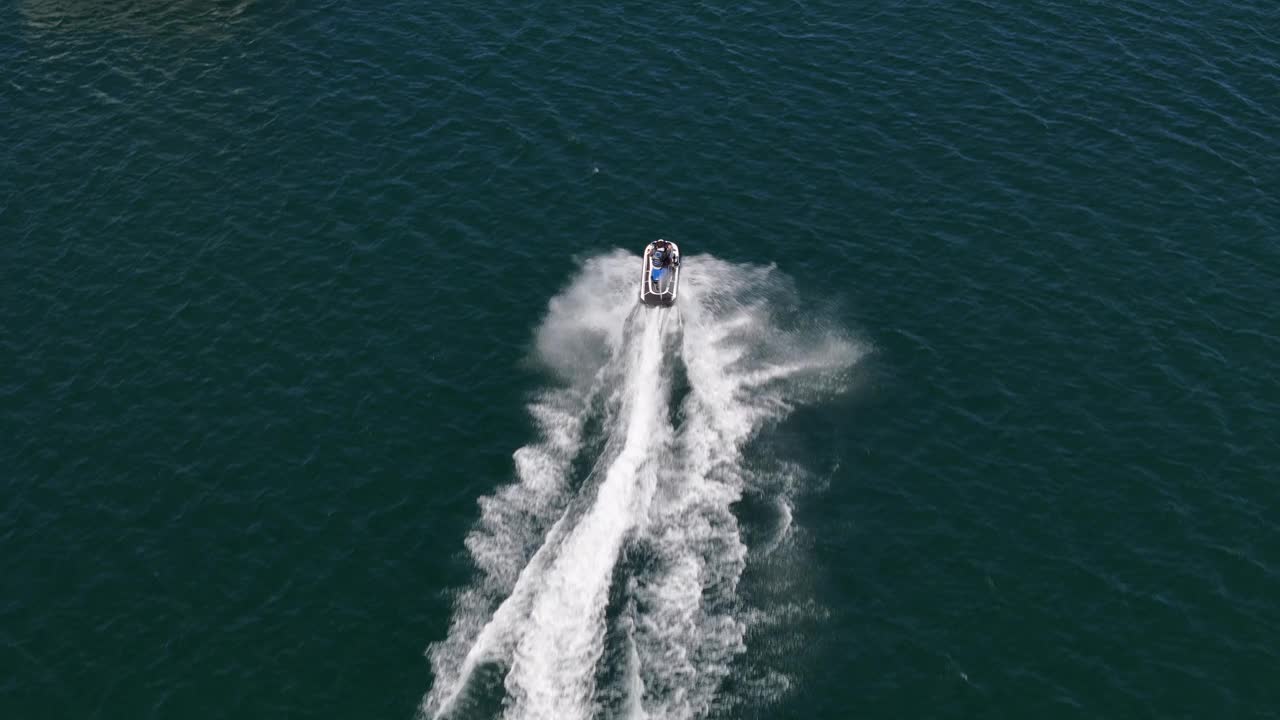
[621,616,649,720]
[426,390,588,716]
[504,309,673,720]
[423,253,639,718]
[623,256,864,718]
[423,252,863,720]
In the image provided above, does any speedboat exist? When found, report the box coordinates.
[640,239,681,307]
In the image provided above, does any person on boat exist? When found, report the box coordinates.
[652,239,680,269]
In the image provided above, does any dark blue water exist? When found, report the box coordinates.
[3,1,1278,718]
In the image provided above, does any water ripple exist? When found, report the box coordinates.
[4,0,1279,718]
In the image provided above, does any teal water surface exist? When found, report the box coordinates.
[3,1,1279,719]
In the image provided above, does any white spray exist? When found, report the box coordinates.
[423,252,863,720]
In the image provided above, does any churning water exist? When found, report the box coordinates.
[424,253,862,719]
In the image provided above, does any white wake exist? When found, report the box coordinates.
[422,251,862,720]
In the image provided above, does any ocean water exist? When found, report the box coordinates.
[3,1,1278,719]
